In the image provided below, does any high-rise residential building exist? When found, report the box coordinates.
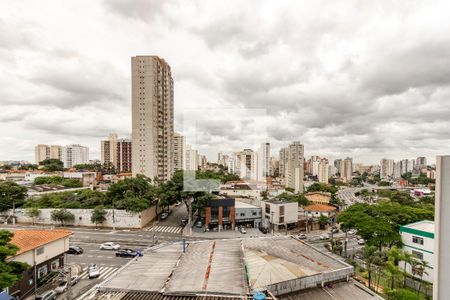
[393,161,402,179]
[279,147,289,178]
[173,132,185,171]
[380,158,394,179]
[227,156,235,174]
[340,157,353,182]
[416,157,428,170]
[185,145,198,171]
[237,149,257,181]
[286,141,304,193]
[407,159,415,172]
[318,158,329,184]
[400,159,409,175]
[35,144,63,164]
[198,154,208,170]
[101,133,118,166]
[61,144,89,168]
[35,144,50,164]
[311,156,321,177]
[131,56,174,182]
[116,139,132,173]
[49,145,62,161]
[257,143,271,181]
[270,157,279,177]
[334,159,342,176]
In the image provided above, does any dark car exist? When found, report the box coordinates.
[66,246,83,255]
[180,218,188,227]
[259,227,269,234]
[115,249,142,258]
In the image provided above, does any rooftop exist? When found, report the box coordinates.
[10,229,72,256]
[401,220,434,234]
[235,201,260,209]
[99,237,352,297]
[262,199,297,205]
[304,204,337,212]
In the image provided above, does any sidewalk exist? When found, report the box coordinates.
[184,227,264,239]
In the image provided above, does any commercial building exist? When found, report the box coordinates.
[433,155,450,299]
[285,142,304,193]
[235,201,262,228]
[173,132,185,171]
[400,220,434,283]
[6,230,72,299]
[204,197,235,230]
[261,198,298,231]
[61,144,89,168]
[318,158,329,184]
[131,56,174,182]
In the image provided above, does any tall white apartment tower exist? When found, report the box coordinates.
[173,132,185,171]
[434,156,450,299]
[131,56,174,182]
[61,144,89,168]
[286,141,304,193]
[279,147,289,178]
[257,143,271,181]
[318,158,329,184]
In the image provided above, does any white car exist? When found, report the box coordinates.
[357,238,365,245]
[348,229,357,235]
[100,242,120,250]
[88,264,100,279]
[54,281,68,294]
[319,234,329,240]
[240,228,247,234]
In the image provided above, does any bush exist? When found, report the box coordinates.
[50,209,75,226]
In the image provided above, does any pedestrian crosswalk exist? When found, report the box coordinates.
[79,266,118,280]
[145,225,183,234]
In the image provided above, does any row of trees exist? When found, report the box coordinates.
[34,176,82,188]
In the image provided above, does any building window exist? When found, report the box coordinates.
[37,247,44,255]
[265,204,270,214]
[252,211,257,216]
[279,205,285,215]
[51,260,60,271]
[412,236,424,245]
[38,265,48,279]
[240,213,245,217]
[412,250,424,260]
[279,216,284,223]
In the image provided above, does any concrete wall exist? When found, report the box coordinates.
[8,206,156,229]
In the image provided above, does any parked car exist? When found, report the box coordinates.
[180,218,188,227]
[357,238,365,245]
[69,275,80,286]
[67,246,83,255]
[100,242,120,250]
[160,212,169,220]
[330,227,339,234]
[348,229,357,235]
[319,234,329,240]
[116,249,140,258]
[195,221,203,228]
[54,280,69,294]
[298,234,307,240]
[259,227,269,234]
[88,264,100,279]
[35,290,56,300]
[240,228,247,234]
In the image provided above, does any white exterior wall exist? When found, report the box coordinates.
[9,238,69,266]
[8,207,156,229]
[434,156,450,299]
[401,231,434,282]
[261,201,298,226]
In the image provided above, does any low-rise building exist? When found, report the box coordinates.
[63,171,97,186]
[304,204,337,222]
[304,192,332,205]
[235,201,262,228]
[400,220,434,283]
[204,198,235,231]
[6,230,72,299]
[261,199,298,231]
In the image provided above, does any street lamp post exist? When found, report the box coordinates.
[271,211,274,235]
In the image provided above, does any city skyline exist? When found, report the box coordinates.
[1,1,450,164]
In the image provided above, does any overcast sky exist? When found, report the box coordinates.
[1,1,450,164]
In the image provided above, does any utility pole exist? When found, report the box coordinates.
[66,267,72,300]
[344,230,348,258]
[112,199,116,231]
[12,200,15,225]
[271,211,274,235]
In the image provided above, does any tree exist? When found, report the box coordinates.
[0,181,28,212]
[18,164,38,170]
[0,230,29,289]
[361,245,379,290]
[385,288,417,300]
[51,209,74,226]
[25,207,40,225]
[400,250,413,288]
[91,206,107,227]
[39,159,64,171]
[318,215,328,229]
